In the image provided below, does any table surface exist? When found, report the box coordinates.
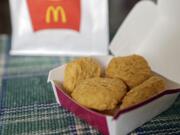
[0,35,180,135]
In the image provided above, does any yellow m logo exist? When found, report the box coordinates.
[46,6,67,24]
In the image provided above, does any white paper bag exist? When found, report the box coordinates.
[9,0,109,56]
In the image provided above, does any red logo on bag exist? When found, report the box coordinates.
[27,0,81,32]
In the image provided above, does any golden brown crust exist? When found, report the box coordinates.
[71,77,127,111]
[106,55,152,88]
[120,76,165,109]
[63,57,102,93]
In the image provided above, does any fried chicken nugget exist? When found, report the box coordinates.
[106,55,152,88]
[64,57,102,93]
[120,76,165,109]
[72,78,127,111]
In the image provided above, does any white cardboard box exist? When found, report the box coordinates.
[48,56,180,135]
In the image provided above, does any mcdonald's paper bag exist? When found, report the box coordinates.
[9,0,109,55]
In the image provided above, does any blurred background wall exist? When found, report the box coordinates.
[0,0,156,40]
[0,0,11,34]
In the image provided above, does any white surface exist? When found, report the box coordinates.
[115,93,179,135]
[9,0,109,56]
[106,116,116,135]
[48,65,66,82]
[51,81,61,105]
[110,0,158,56]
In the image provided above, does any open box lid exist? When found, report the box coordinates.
[110,0,180,84]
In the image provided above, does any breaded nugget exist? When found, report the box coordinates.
[99,107,120,116]
[71,78,127,111]
[63,57,102,93]
[106,55,152,88]
[120,76,165,109]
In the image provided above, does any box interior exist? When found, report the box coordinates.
[48,56,180,119]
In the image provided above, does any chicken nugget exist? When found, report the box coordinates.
[63,57,102,93]
[120,76,165,109]
[72,77,127,111]
[106,55,152,88]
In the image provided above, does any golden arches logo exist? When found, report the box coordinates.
[46,6,67,24]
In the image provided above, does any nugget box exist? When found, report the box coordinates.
[48,0,180,134]
[48,55,180,135]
